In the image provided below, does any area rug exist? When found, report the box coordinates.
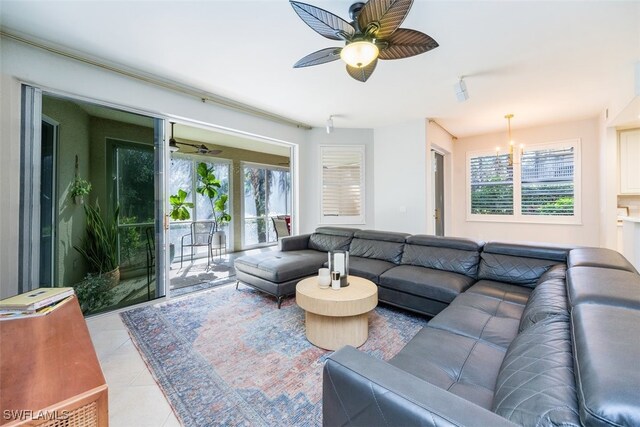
[121,284,430,427]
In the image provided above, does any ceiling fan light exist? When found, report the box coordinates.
[340,41,378,68]
[169,141,179,153]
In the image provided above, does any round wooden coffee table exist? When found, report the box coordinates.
[296,276,378,350]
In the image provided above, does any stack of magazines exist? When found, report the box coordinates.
[0,287,75,320]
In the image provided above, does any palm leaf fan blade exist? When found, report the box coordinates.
[294,47,342,68]
[378,28,438,60]
[357,0,413,39]
[346,58,378,82]
[290,1,355,40]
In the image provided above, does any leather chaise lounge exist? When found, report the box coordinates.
[234,227,640,426]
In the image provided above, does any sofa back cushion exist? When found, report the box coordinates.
[349,230,409,264]
[492,317,581,427]
[567,266,640,309]
[307,227,357,252]
[518,265,569,332]
[400,235,483,277]
[478,243,566,287]
[568,247,637,273]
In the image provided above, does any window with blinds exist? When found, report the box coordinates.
[470,153,514,215]
[467,139,580,223]
[320,145,365,223]
[521,146,574,216]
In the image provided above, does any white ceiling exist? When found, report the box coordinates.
[1,1,639,137]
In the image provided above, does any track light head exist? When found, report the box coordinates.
[454,77,469,102]
[326,115,334,134]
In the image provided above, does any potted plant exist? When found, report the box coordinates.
[70,177,92,204]
[74,202,121,289]
[168,189,194,262]
[74,273,114,314]
[196,162,231,249]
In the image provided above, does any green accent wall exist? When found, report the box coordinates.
[42,96,90,286]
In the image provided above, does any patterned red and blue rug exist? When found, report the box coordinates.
[121,283,429,426]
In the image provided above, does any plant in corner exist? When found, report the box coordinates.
[75,273,114,315]
[196,162,231,247]
[73,201,120,309]
[70,177,92,204]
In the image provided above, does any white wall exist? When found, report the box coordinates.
[298,128,375,234]
[451,117,601,246]
[0,37,311,298]
[599,112,619,249]
[373,120,428,234]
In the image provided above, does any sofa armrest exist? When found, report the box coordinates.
[323,346,517,427]
[279,234,311,251]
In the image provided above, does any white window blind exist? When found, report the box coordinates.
[320,145,365,223]
[470,153,514,215]
[521,146,574,216]
[467,139,580,223]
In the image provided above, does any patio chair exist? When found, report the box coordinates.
[180,221,214,268]
[272,216,290,240]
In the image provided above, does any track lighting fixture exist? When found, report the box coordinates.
[326,116,334,134]
[454,77,469,102]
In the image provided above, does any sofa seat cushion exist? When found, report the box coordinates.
[466,280,532,306]
[572,305,640,427]
[567,266,640,309]
[345,256,396,283]
[493,317,580,427]
[428,292,523,349]
[234,250,327,283]
[379,265,475,304]
[390,326,505,410]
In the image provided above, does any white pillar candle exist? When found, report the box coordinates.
[334,253,345,275]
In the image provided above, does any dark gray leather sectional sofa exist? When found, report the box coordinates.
[234,227,640,426]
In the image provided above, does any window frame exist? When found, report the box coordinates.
[240,161,291,249]
[168,153,233,253]
[466,138,581,225]
[319,145,366,225]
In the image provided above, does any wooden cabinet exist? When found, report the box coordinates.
[0,296,108,426]
[620,129,640,194]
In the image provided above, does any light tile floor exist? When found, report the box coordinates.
[86,309,182,427]
[86,246,278,426]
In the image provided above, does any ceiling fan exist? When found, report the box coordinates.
[168,122,222,156]
[290,0,439,82]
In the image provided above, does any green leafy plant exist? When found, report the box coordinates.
[169,189,194,221]
[74,202,120,274]
[70,177,92,198]
[74,273,114,314]
[119,216,143,268]
[196,162,231,231]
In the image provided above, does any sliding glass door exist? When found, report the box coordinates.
[20,86,166,315]
[39,117,58,287]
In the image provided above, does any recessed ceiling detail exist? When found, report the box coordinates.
[290,0,438,82]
